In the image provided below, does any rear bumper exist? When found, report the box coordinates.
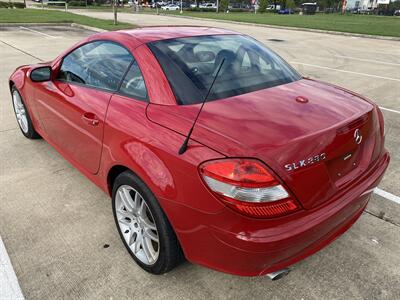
[162,151,390,276]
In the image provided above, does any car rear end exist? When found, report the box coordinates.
[186,104,389,276]
[144,32,390,276]
[170,129,389,276]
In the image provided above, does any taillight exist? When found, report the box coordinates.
[199,159,300,218]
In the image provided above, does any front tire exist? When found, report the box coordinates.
[112,171,182,274]
[11,87,41,139]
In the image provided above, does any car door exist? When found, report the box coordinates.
[105,58,151,167]
[35,41,133,174]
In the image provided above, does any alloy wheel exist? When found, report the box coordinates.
[12,90,28,134]
[115,185,160,265]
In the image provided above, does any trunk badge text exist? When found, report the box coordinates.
[354,129,362,145]
[285,153,326,172]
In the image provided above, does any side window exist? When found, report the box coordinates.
[259,55,282,73]
[118,60,148,101]
[259,57,272,72]
[58,41,132,91]
[241,52,251,69]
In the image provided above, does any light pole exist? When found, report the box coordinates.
[180,0,183,13]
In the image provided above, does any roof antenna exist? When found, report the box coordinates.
[178,58,225,155]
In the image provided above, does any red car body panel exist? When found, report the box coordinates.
[9,27,390,276]
[147,78,384,210]
[34,81,111,173]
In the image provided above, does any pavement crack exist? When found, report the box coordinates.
[0,128,18,133]
[52,167,69,174]
[365,209,400,228]
[0,39,44,62]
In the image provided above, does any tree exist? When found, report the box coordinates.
[286,0,295,9]
[259,0,268,12]
[389,0,400,10]
[219,0,229,12]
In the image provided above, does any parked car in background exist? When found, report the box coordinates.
[150,0,168,7]
[278,8,293,14]
[394,9,399,16]
[199,2,216,8]
[301,2,317,14]
[227,2,252,11]
[352,7,372,14]
[161,3,180,10]
[267,4,281,10]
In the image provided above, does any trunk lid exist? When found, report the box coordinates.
[147,79,381,209]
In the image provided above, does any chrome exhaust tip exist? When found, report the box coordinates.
[266,268,291,281]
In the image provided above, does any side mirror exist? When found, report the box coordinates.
[30,66,52,82]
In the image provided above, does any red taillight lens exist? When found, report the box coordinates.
[233,198,299,218]
[199,159,300,218]
[201,160,278,188]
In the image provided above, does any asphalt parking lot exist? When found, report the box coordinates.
[0,21,399,299]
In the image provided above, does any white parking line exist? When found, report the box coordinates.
[379,106,400,114]
[291,61,400,82]
[374,188,400,205]
[334,55,400,67]
[0,236,24,300]
[19,26,59,39]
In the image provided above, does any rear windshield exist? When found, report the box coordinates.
[148,34,301,105]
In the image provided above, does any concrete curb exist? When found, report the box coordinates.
[71,23,106,32]
[0,22,72,27]
[150,13,400,41]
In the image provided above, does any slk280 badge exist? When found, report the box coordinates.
[284,153,326,172]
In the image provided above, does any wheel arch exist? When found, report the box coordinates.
[9,66,28,91]
[9,80,15,92]
[106,159,176,200]
[107,164,130,196]
[106,163,185,257]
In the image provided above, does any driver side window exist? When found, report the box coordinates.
[57,41,132,91]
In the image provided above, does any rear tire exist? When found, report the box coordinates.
[112,170,182,274]
[11,87,41,139]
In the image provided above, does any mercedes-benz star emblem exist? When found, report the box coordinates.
[354,129,362,145]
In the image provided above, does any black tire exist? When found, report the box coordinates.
[11,86,41,139]
[112,170,182,274]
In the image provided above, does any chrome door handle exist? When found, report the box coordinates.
[82,112,99,126]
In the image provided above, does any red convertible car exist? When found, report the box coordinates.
[9,27,389,278]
